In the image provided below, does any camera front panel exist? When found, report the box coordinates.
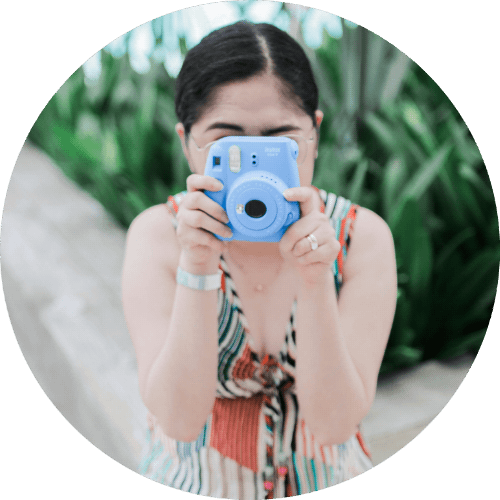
[204,137,301,241]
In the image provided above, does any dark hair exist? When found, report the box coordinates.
[175,21,318,136]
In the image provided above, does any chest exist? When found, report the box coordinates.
[224,262,299,359]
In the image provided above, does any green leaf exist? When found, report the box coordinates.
[438,328,486,359]
[381,156,407,216]
[459,163,495,202]
[459,285,499,327]
[409,226,433,296]
[362,30,388,111]
[340,21,361,115]
[125,189,149,215]
[435,227,475,269]
[347,159,368,203]
[101,128,122,173]
[391,143,452,227]
[51,122,100,163]
[380,51,412,104]
[111,78,138,109]
[393,198,433,296]
[399,143,452,200]
[445,114,483,167]
[401,100,436,154]
[436,162,469,228]
[454,166,485,227]
[385,345,423,366]
[364,112,397,151]
[138,75,158,133]
[444,248,500,314]
[53,67,85,123]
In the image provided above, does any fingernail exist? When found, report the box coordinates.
[216,181,224,191]
[283,189,291,197]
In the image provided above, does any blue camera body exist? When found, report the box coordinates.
[204,136,301,242]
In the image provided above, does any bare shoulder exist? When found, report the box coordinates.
[125,204,180,271]
[127,203,176,240]
[344,207,396,279]
[352,207,394,248]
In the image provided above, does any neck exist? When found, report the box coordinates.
[226,240,281,259]
[223,240,287,293]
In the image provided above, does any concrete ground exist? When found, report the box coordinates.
[1,141,474,471]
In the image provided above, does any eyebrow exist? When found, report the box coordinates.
[204,122,302,135]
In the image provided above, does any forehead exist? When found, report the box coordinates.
[196,73,308,129]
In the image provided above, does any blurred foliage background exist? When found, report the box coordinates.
[28,1,499,376]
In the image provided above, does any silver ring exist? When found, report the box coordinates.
[306,233,318,251]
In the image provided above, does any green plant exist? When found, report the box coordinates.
[28,17,499,376]
[313,35,499,374]
[29,51,190,227]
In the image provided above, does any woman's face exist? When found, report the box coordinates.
[176,73,323,187]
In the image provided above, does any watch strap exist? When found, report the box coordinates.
[176,267,222,291]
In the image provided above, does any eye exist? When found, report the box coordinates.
[268,130,302,139]
[213,132,240,141]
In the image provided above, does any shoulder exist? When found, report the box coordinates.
[343,206,396,280]
[127,191,186,239]
[127,203,176,242]
[124,204,181,271]
[352,207,393,246]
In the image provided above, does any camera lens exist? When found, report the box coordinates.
[245,199,267,218]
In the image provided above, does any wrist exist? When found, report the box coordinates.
[179,251,221,276]
[298,267,335,293]
[176,267,222,291]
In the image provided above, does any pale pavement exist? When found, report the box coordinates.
[1,141,473,471]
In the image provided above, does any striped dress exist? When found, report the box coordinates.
[139,188,373,498]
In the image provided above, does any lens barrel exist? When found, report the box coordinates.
[245,199,267,218]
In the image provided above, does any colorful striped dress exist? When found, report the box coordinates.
[139,188,373,498]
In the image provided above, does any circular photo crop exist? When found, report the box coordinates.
[2,1,499,498]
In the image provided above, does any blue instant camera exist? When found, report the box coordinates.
[204,136,301,242]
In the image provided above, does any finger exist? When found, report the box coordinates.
[296,245,334,266]
[282,187,321,217]
[292,233,321,258]
[186,174,224,193]
[181,209,233,239]
[280,216,322,254]
[182,191,229,223]
[183,228,226,255]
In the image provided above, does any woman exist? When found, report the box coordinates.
[122,21,397,498]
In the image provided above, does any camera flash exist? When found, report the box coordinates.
[229,145,241,173]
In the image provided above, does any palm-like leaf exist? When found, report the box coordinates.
[28,8,499,375]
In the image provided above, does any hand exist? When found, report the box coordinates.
[175,174,232,271]
[279,187,341,287]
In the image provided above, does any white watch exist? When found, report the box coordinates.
[176,267,222,291]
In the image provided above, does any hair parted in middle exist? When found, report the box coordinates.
[175,21,319,137]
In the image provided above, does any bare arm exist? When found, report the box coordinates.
[281,190,397,444]
[122,176,231,441]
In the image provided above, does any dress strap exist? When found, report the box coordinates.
[315,187,358,294]
[164,191,188,229]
